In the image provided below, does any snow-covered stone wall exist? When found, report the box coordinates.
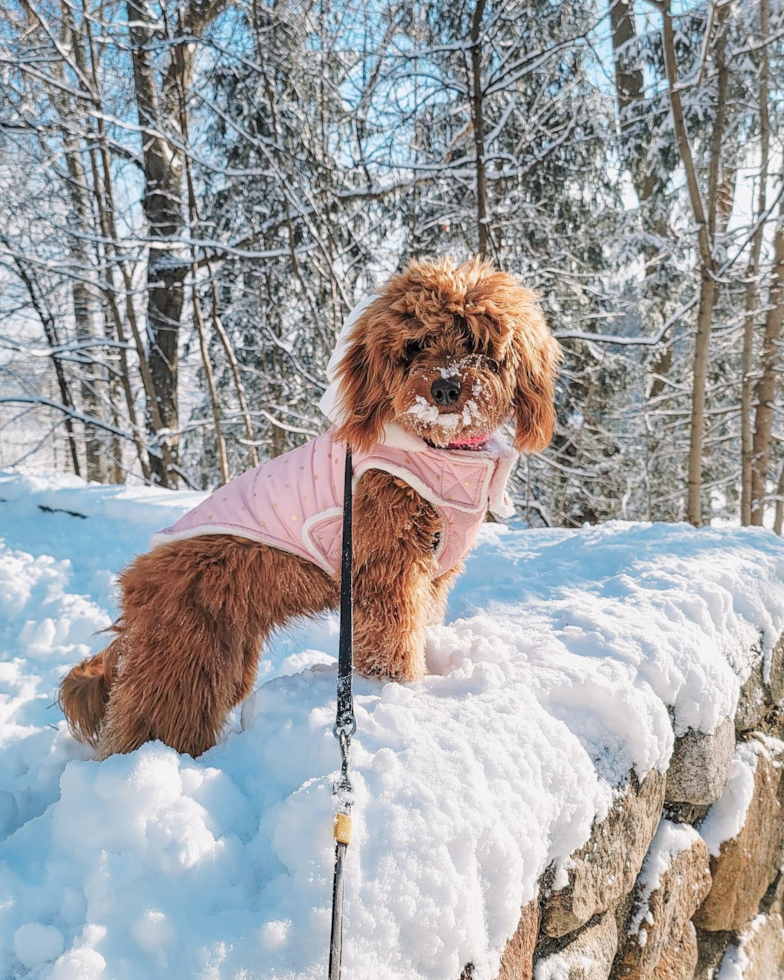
[488,649,784,980]
[1,472,784,980]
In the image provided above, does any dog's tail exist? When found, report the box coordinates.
[58,642,118,748]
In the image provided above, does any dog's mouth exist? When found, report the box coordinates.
[446,433,491,451]
[396,368,505,452]
[424,432,493,452]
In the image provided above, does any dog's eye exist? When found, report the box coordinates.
[404,338,427,361]
[485,356,501,374]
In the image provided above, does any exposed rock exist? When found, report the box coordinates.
[767,704,784,740]
[694,928,731,980]
[765,634,784,711]
[665,718,735,806]
[490,638,784,980]
[535,911,618,980]
[651,922,698,980]
[736,662,766,734]
[663,802,709,827]
[613,821,711,979]
[737,635,784,735]
[694,737,784,932]
[715,912,784,980]
[498,902,540,980]
[542,772,665,938]
[759,869,784,917]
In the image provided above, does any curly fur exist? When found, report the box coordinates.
[334,256,560,454]
[59,257,560,758]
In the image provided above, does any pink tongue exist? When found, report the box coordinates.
[448,434,489,450]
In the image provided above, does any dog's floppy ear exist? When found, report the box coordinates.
[511,300,561,453]
[333,298,398,453]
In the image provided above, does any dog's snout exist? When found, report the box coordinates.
[431,378,462,406]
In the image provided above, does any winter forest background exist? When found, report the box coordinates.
[0,0,782,530]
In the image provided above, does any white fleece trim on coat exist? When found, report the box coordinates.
[379,423,518,520]
[150,523,335,575]
[485,436,518,519]
[301,506,344,574]
[351,458,491,515]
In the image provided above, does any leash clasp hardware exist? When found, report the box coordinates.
[333,812,352,846]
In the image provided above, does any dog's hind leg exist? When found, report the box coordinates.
[58,640,121,748]
[96,535,338,758]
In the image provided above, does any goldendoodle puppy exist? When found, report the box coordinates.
[59,257,560,758]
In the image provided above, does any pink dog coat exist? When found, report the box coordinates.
[152,423,518,578]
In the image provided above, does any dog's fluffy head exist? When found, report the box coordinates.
[334,257,561,453]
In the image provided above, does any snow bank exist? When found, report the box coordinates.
[2,471,784,979]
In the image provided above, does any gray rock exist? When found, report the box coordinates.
[542,771,665,938]
[737,634,784,735]
[535,912,618,980]
[766,634,784,711]
[694,928,731,980]
[613,824,711,979]
[737,661,767,733]
[665,717,735,806]
[694,737,784,932]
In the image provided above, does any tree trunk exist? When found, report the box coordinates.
[751,214,784,524]
[81,4,150,483]
[55,2,108,482]
[741,0,770,525]
[175,38,229,485]
[687,273,716,526]
[660,0,724,526]
[125,0,229,484]
[126,0,188,484]
[469,0,488,257]
[4,240,82,476]
[610,0,643,126]
[63,139,109,483]
[610,1,671,406]
[773,459,784,535]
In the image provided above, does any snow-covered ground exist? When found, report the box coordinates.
[2,470,784,980]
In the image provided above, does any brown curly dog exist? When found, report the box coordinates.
[59,257,560,758]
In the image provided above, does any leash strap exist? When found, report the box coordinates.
[329,447,355,980]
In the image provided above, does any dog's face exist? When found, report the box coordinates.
[334,258,561,453]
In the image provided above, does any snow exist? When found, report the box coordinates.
[699,741,760,858]
[535,956,588,980]
[2,470,784,979]
[698,735,784,858]
[405,381,485,434]
[13,923,65,969]
[715,914,766,980]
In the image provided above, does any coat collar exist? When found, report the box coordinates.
[374,423,518,520]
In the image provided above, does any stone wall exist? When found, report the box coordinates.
[464,637,784,980]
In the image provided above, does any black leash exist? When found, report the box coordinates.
[329,447,355,980]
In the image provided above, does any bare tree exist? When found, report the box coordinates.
[656,0,728,526]
[126,0,229,484]
[741,0,771,525]
[750,199,784,524]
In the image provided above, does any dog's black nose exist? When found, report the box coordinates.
[431,377,462,406]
